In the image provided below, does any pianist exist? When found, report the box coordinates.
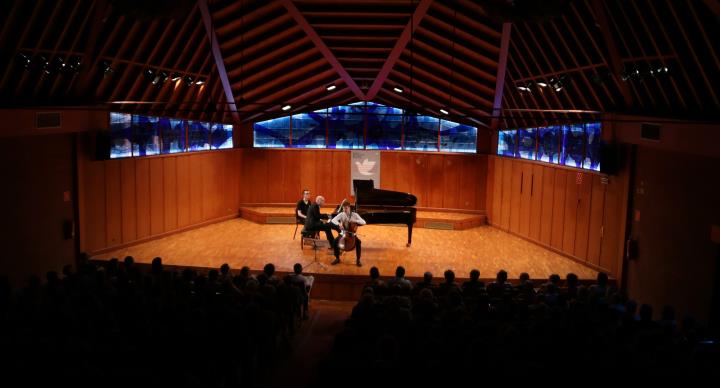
[330,200,366,267]
[304,195,341,263]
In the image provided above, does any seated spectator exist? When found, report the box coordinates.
[219,263,234,284]
[436,269,460,298]
[262,263,280,286]
[364,266,386,295]
[486,269,513,298]
[413,271,436,296]
[290,263,314,319]
[461,269,485,298]
[386,266,412,293]
[515,272,535,300]
[589,272,610,299]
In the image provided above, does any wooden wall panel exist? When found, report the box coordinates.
[225,151,240,213]
[84,161,107,253]
[266,151,285,203]
[518,163,532,236]
[299,150,317,198]
[104,160,122,247]
[539,166,555,245]
[380,152,397,191]
[332,151,351,203]
[500,158,512,229]
[163,157,178,232]
[149,158,165,236]
[574,172,592,260]
[442,155,461,209]
[395,153,413,195]
[411,154,429,207]
[562,172,579,254]
[188,154,203,225]
[600,174,623,273]
[176,156,190,228]
[283,151,301,203]
[509,161,522,233]
[550,170,566,250]
[491,158,503,225]
[427,154,444,208]
[529,164,544,241]
[486,157,495,220]
[120,159,137,243]
[459,156,477,210]
[474,156,487,212]
[587,174,606,266]
[135,158,151,239]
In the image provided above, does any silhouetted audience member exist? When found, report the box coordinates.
[387,266,412,293]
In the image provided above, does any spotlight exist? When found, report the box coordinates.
[282,105,291,111]
[152,71,167,85]
[326,84,336,91]
[439,108,449,115]
[555,87,563,92]
[17,52,32,69]
[184,76,194,86]
[195,80,204,85]
[100,61,114,77]
[171,73,181,81]
[66,57,81,73]
[393,86,403,93]
[536,82,547,87]
[39,56,50,75]
[517,86,531,92]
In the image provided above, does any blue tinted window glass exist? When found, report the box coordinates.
[159,117,186,154]
[132,114,160,156]
[583,122,601,171]
[292,112,326,148]
[328,105,363,149]
[366,104,402,150]
[110,112,133,158]
[440,119,476,153]
[188,121,210,151]
[537,126,559,163]
[516,128,536,160]
[497,130,517,157]
[404,114,438,151]
[561,124,585,168]
[253,117,290,148]
[210,123,233,150]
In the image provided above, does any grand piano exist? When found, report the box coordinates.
[334,179,417,246]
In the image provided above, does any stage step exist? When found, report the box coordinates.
[239,205,486,230]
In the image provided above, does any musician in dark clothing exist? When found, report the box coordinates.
[296,189,311,222]
[304,196,341,262]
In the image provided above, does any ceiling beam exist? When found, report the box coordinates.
[198,0,239,122]
[590,0,633,108]
[491,23,511,130]
[281,0,366,101]
[702,0,720,16]
[365,0,432,101]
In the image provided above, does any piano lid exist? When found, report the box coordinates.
[353,179,417,207]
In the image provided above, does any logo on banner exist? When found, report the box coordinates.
[351,151,380,193]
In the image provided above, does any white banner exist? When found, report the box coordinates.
[350,150,381,194]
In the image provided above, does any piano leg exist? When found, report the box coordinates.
[406,224,413,247]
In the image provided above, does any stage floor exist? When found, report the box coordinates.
[94,218,598,281]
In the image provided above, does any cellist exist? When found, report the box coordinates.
[330,199,366,267]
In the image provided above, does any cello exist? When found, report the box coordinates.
[337,220,359,251]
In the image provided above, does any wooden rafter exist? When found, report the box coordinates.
[280,0,366,101]
[365,0,432,101]
[589,0,633,108]
[491,23,510,130]
[198,0,239,122]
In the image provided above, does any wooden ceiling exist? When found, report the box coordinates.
[0,0,717,128]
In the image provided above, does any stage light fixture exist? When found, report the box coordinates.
[440,108,449,115]
[282,105,291,111]
[17,52,32,69]
[537,82,547,87]
[517,86,531,92]
[326,84,336,91]
[184,76,194,86]
[393,86,403,93]
[100,61,114,77]
[195,80,204,85]
[171,73,181,81]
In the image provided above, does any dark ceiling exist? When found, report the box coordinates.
[0,0,717,128]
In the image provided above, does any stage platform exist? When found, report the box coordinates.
[239,205,487,230]
[93,217,599,300]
